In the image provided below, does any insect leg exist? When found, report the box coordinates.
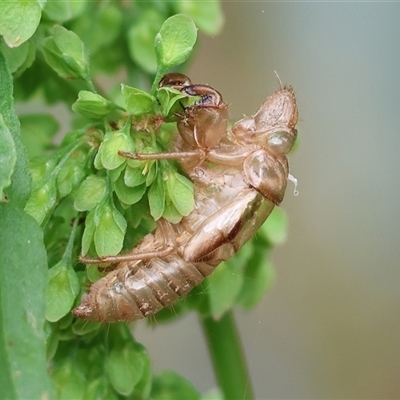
[118,150,205,161]
[79,219,176,264]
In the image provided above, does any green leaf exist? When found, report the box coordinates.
[43,0,87,23]
[85,264,104,283]
[127,9,165,74]
[72,90,125,119]
[157,86,189,117]
[0,113,16,199]
[162,200,183,223]
[45,260,80,322]
[0,39,30,73]
[260,207,288,245]
[130,342,152,399]
[74,175,107,212]
[106,342,146,396]
[121,84,156,116]
[124,165,147,187]
[173,0,224,35]
[148,173,165,220]
[166,171,194,216]
[81,209,95,256]
[0,203,54,399]
[114,177,146,206]
[98,129,134,170]
[94,203,126,256]
[0,0,42,47]
[56,150,87,198]
[145,160,158,186]
[42,25,92,86]
[154,14,197,69]
[24,179,57,224]
[206,261,244,320]
[151,370,201,400]
[0,51,31,206]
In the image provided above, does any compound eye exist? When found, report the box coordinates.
[181,84,224,107]
[159,73,192,89]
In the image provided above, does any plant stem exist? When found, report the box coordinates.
[200,311,255,400]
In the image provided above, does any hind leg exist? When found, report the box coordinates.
[79,219,176,265]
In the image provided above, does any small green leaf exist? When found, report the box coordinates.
[173,0,224,35]
[145,160,157,186]
[166,171,194,216]
[24,179,57,224]
[148,173,165,220]
[151,370,201,400]
[74,175,107,212]
[0,113,16,198]
[94,203,126,256]
[56,150,87,198]
[157,86,188,117]
[0,39,30,73]
[81,209,95,255]
[85,264,104,283]
[115,177,146,205]
[206,261,244,320]
[0,0,42,47]
[162,200,183,223]
[42,25,92,86]
[124,165,147,187]
[84,379,119,400]
[129,342,152,399]
[108,161,126,182]
[154,14,197,69]
[127,9,164,73]
[98,130,134,170]
[106,342,146,396]
[121,84,156,116]
[72,90,125,119]
[43,0,87,23]
[45,260,80,322]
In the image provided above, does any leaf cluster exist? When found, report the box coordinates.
[0,1,288,399]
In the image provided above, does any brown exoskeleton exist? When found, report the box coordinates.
[73,73,298,322]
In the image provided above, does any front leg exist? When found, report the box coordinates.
[79,219,176,265]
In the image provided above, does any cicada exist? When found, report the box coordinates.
[73,73,298,322]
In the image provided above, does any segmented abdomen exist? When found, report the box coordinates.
[73,251,216,322]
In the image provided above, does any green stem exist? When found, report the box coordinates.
[200,311,255,400]
[150,65,167,96]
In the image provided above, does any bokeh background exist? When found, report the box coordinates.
[135,2,400,399]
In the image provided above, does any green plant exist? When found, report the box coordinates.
[0,2,288,399]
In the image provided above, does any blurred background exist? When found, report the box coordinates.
[135,2,400,399]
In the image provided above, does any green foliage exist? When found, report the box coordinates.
[0,1,290,399]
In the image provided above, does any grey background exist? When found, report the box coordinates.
[135,2,400,399]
